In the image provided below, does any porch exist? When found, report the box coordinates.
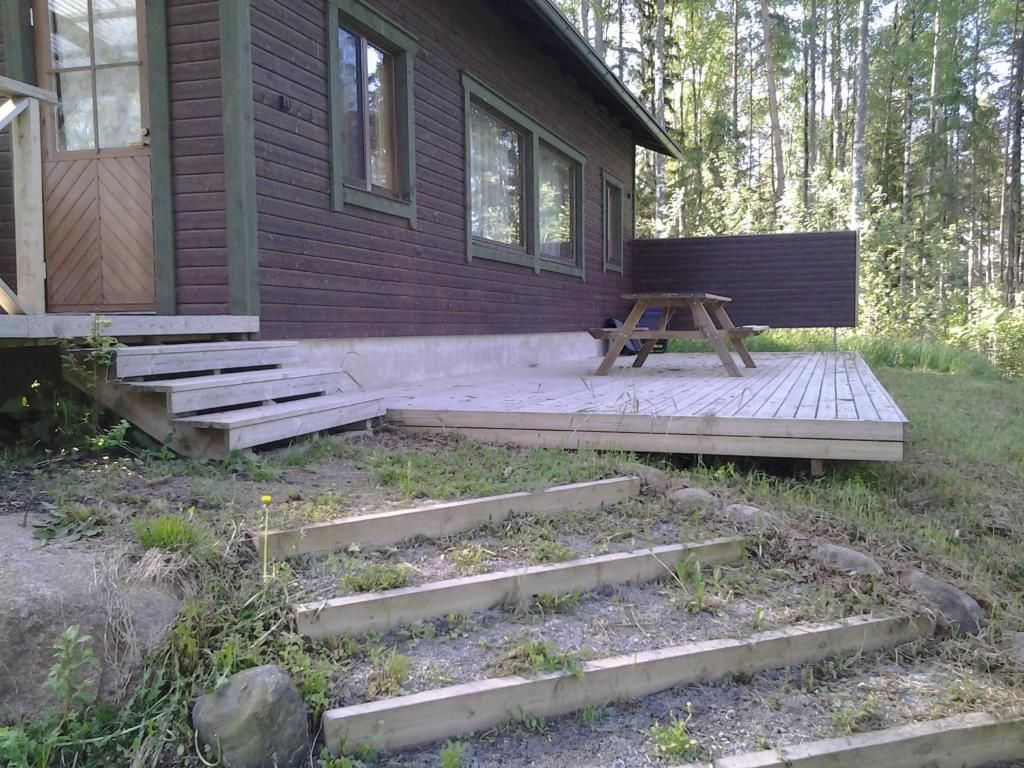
[382,351,908,463]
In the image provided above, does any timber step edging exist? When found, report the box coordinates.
[126,367,345,415]
[172,393,384,430]
[676,712,1024,768]
[256,476,642,558]
[322,613,935,755]
[294,537,746,638]
[114,340,300,378]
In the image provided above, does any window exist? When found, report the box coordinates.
[328,0,416,223]
[603,171,625,272]
[463,74,585,279]
[45,0,145,153]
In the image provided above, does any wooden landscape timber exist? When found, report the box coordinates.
[256,476,641,559]
[294,537,746,638]
[322,613,934,754]
[677,712,1024,768]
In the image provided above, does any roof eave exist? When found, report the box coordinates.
[524,0,683,161]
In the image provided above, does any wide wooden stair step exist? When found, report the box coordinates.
[678,712,1024,768]
[172,393,385,451]
[322,613,934,755]
[124,366,345,414]
[294,537,746,638]
[114,340,300,378]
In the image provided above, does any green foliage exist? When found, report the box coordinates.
[529,538,576,564]
[33,503,109,543]
[133,511,211,556]
[341,559,412,593]
[648,703,700,760]
[488,639,585,678]
[366,646,411,697]
[438,739,468,768]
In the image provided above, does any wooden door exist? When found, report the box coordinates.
[34,0,155,312]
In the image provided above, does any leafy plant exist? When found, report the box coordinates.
[33,503,108,542]
[438,739,468,768]
[529,539,575,564]
[488,639,584,678]
[649,703,699,760]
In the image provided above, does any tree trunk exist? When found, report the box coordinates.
[654,0,667,222]
[851,0,870,228]
[832,0,844,171]
[733,0,741,146]
[762,0,786,204]
[900,0,918,314]
[1005,0,1024,305]
[581,1,591,45]
[594,0,607,59]
[809,0,818,180]
[618,0,626,79]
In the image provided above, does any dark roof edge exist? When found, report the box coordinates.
[525,0,683,160]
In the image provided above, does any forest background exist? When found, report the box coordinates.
[553,0,1024,374]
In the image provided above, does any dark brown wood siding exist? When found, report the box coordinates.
[168,0,228,314]
[250,0,636,339]
[0,20,15,292]
[632,232,859,328]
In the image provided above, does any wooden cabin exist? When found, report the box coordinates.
[0,0,903,466]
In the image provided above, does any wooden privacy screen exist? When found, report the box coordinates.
[631,231,858,329]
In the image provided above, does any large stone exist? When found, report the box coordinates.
[193,665,311,768]
[721,503,784,531]
[0,515,181,722]
[621,463,671,494]
[667,487,717,513]
[904,570,987,636]
[808,542,883,576]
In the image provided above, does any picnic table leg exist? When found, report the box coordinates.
[711,304,757,369]
[690,300,742,377]
[595,301,648,375]
[632,308,674,368]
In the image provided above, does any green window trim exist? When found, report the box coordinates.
[462,72,586,281]
[327,0,417,226]
[602,169,625,274]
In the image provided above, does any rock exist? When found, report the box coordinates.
[904,570,987,635]
[667,487,717,512]
[721,503,784,531]
[808,542,883,576]
[1011,633,1024,665]
[621,463,671,494]
[193,665,311,768]
[0,516,181,722]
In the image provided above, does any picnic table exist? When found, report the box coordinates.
[589,292,768,377]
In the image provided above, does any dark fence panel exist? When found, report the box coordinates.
[631,231,858,328]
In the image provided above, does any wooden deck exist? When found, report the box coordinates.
[0,314,259,344]
[385,352,909,462]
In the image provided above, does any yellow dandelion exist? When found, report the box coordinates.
[260,494,273,505]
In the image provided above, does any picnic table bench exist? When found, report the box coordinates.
[590,292,768,377]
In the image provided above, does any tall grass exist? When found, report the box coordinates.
[668,329,1001,378]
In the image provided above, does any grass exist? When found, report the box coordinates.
[366,646,411,697]
[132,512,211,555]
[488,638,586,678]
[342,559,412,593]
[669,328,1001,378]
[648,704,700,760]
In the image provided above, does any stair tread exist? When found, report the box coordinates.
[173,393,383,429]
[116,340,298,356]
[125,367,342,392]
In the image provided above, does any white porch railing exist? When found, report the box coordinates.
[0,75,57,315]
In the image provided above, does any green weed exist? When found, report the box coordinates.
[438,739,468,768]
[366,646,410,697]
[578,702,611,724]
[342,559,412,592]
[649,703,700,760]
[488,639,585,678]
[529,539,575,564]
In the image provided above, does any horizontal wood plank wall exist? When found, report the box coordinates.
[250,0,636,339]
[0,18,14,292]
[631,232,859,328]
[168,0,228,314]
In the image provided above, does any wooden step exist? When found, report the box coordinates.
[294,538,746,638]
[322,613,934,755]
[125,367,345,414]
[114,340,299,378]
[173,393,386,452]
[680,712,1024,768]
[257,477,641,558]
